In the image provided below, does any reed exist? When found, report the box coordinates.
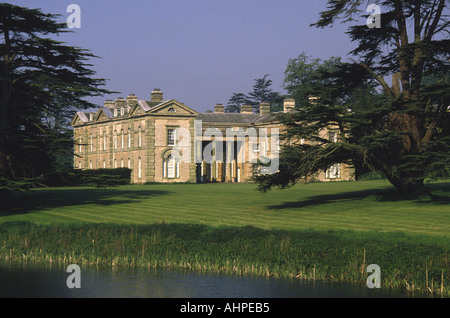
[0,222,448,296]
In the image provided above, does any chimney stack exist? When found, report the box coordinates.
[259,103,271,115]
[115,97,126,108]
[151,88,163,103]
[214,103,225,113]
[240,105,253,114]
[104,100,115,109]
[283,98,295,112]
[127,94,138,105]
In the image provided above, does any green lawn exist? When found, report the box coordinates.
[2,180,449,240]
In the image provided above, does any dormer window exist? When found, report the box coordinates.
[121,107,124,116]
[114,108,118,117]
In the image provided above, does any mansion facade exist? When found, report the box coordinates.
[71,89,355,184]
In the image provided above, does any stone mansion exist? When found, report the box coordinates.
[71,89,355,184]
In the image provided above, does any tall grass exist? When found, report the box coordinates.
[0,222,448,296]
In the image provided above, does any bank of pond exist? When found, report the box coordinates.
[0,222,448,297]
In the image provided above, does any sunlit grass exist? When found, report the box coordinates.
[1,180,449,240]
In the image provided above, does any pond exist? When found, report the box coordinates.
[0,261,429,299]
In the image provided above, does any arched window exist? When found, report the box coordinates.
[163,154,179,179]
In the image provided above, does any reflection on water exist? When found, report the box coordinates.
[0,261,425,298]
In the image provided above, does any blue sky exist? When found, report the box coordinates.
[9,0,361,112]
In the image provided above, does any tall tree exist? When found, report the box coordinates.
[255,1,450,196]
[0,4,113,180]
[226,75,283,113]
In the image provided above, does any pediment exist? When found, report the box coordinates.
[94,108,112,122]
[71,112,88,127]
[148,99,198,115]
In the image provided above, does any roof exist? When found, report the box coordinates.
[196,112,279,125]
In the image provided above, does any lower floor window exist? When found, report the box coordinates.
[326,163,341,179]
[163,155,179,179]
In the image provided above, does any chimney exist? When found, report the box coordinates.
[115,97,126,108]
[127,94,138,106]
[283,98,295,112]
[240,105,253,114]
[259,103,271,115]
[151,88,163,103]
[104,100,115,109]
[309,96,319,104]
[214,103,225,113]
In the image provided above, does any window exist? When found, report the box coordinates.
[121,129,124,149]
[79,136,82,153]
[128,158,131,169]
[78,161,82,169]
[326,164,341,179]
[89,161,93,169]
[138,158,142,179]
[163,155,179,179]
[114,130,117,150]
[252,143,260,153]
[103,131,107,151]
[114,159,117,168]
[128,128,131,149]
[168,108,176,112]
[121,158,124,168]
[120,107,124,116]
[138,127,142,147]
[329,131,338,143]
[90,134,93,152]
[167,128,176,146]
[103,160,106,169]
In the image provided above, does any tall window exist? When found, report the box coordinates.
[103,160,106,169]
[89,161,93,169]
[90,133,93,152]
[103,131,107,151]
[121,158,124,168]
[79,136,82,153]
[114,159,117,168]
[167,128,176,146]
[121,129,124,149]
[128,158,131,169]
[128,128,131,149]
[163,155,179,179]
[138,127,142,147]
[114,130,117,150]
[138,157,142,179]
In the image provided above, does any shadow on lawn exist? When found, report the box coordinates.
[266,182,450,210]
[0,187,170,216]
